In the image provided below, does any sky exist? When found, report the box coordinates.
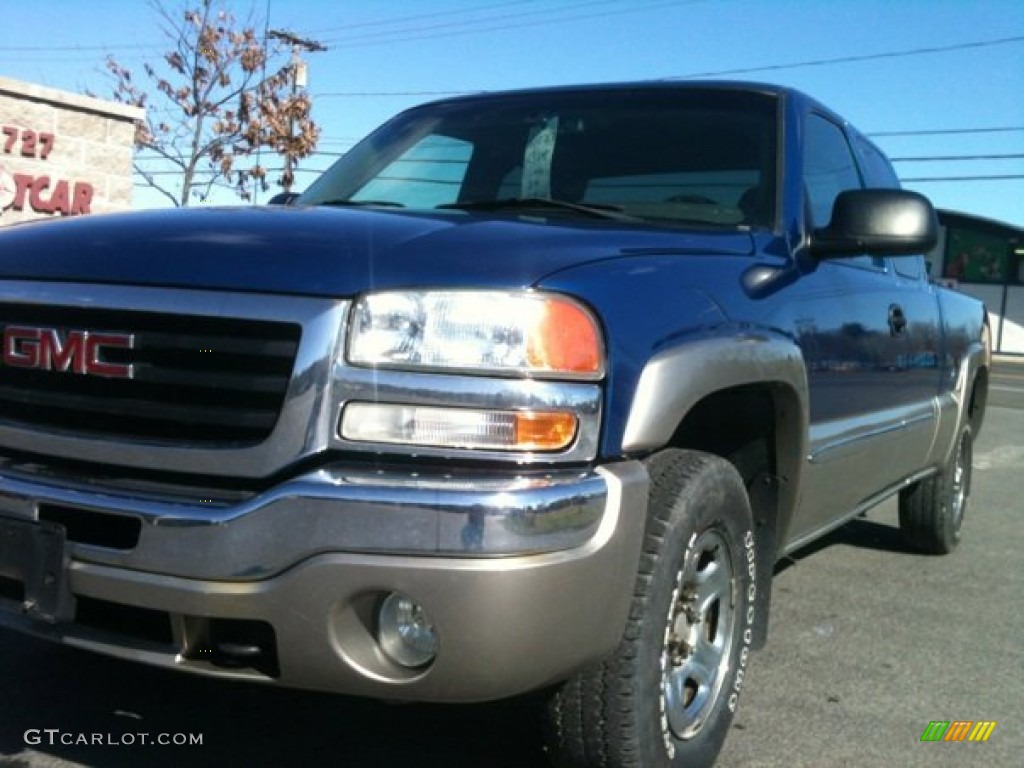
[1,0,1022,226]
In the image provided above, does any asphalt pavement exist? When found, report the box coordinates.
[990,354,1024,409]
[716,402,1023,767]
[1,405,1022,768]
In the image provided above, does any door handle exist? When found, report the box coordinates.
[888,303,907,336]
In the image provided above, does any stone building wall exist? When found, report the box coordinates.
[0,76,144,227]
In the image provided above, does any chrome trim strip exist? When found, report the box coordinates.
[0,281,346,479]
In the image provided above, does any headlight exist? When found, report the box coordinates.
[347,291,604,379]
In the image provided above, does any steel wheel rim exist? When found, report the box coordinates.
[661,528,736,740]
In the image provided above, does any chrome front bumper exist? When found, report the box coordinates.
[0,460,649,701]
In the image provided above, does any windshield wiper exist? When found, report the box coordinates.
[436,197,637,221]
[316,199,405,208]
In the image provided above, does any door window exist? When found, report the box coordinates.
[804,114,883,270]
[803,114,863,227]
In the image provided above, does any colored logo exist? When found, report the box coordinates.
[920,720,996,742]
[1,326,135,379]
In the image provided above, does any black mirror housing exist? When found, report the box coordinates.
[267,192,300,206]
[811,189,938,258]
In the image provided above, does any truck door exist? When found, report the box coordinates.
[852,133,944,411]
[786,114,938,545]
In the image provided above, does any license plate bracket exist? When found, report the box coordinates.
[0,517,75,623]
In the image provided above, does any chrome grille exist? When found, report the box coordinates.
[0,303,300,445]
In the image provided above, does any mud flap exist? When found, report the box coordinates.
[747,472,779,650]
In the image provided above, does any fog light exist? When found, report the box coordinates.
[378,592,438,668]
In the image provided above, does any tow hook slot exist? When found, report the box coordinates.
[181,616,279,677]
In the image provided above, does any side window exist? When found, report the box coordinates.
[351,135,473,208]
[854,135,901,189]
[893,255,925,281]
[802,114,863,226]
[804,114,884,270]
[853,135,925,279]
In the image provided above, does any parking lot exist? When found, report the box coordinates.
[991,354,1024,409]
[1,384,1021,767]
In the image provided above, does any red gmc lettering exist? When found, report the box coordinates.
[3,326,41,368]
[41,328,85,372]
[85,333,133,377]
[2,326,133,378]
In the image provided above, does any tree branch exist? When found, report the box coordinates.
[132,161,182,207]
[103,0,323,206]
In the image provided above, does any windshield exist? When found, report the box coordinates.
[299,87,778,229]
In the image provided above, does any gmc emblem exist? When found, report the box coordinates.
[2,326,134,379]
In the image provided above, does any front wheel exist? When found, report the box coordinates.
[543,449,760,768]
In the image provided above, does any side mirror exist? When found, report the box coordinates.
[811,189,938,258]
[267,192,300,206]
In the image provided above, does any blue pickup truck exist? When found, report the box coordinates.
[0,82,989,767]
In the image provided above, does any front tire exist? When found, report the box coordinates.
[899,422,973,554]
[543,450,759,768]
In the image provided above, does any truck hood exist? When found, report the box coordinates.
[0,206,754,296]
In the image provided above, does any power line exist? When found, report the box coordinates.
[314,90,473,98]
[313,84,1024,106]
[319,0,634,45]
[320,0,700,49]
[134,151,1023,167]
[892,153,1024,162]
[903,175,1024,182]
[869,126,1024,137]
[135,170,1024,182]
[311,0,543,35]
[0,41,161,53]
[0,0,682,61]
[669,34,1024,79]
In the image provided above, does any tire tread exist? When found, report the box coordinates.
[545,449,749,768]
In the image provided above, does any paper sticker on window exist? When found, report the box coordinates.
[521,116,559,199]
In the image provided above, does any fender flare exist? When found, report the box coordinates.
[934,339,988,467]
[623,330,808,456]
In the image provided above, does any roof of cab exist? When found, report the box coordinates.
[409,79,846,125]
[415,79,796,105]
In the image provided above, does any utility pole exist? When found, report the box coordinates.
[266,30,326,193]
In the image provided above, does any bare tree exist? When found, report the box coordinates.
[99,0,322,205]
